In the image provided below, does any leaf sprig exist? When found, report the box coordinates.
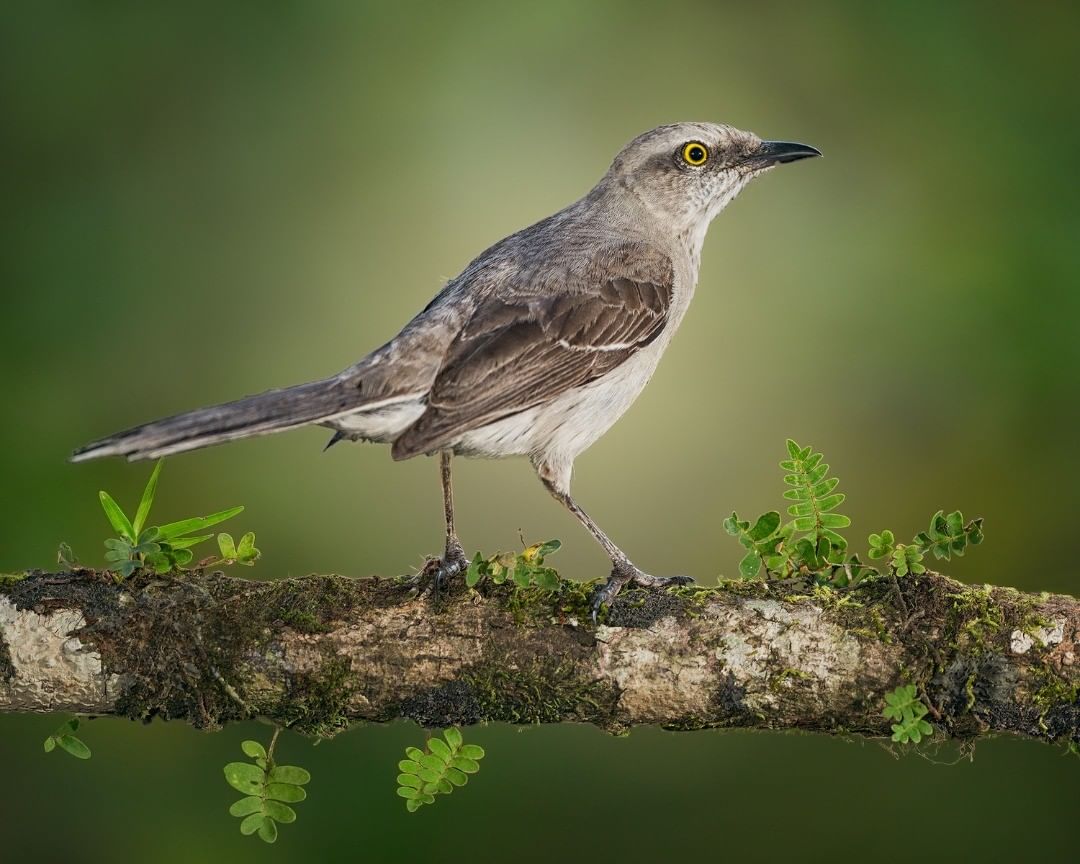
[465,539,561,591]
[397,728,485,812]
[43,717,91,760]
[98,459,250,579]
[882,684,934,744]
[224,731,310,844]
[726,440,985,586]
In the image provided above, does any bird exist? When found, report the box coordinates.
[72,122,820,618]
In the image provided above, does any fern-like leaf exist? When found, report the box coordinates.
[780,439,851,561]
[397,728,485,812]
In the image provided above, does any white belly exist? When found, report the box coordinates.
[453,339,666,489]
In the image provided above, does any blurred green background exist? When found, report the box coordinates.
[2,2,1077,861]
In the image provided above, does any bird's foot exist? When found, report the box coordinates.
[416,540,469,593]
[590,562,693,623]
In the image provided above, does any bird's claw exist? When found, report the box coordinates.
[415,541,468,594]
[589,565,693,623]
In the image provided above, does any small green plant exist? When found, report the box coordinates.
[224,729,310,844]
[882,684,934,744]
[868,510,983,574]
[396,727,485,812]
[726,440,984,586]
[43,717,90,760]
[465,539,561,590]
[215,532,261,566]
[98,459,247,579]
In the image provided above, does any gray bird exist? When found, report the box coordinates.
[72,122,819,616]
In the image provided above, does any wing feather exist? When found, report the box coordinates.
[391,243,674,459]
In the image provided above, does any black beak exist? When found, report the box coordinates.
[743,140,821,168]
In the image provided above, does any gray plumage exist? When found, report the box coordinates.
[72,122,819,611]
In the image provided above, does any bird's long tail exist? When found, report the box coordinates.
[71,376,361,463]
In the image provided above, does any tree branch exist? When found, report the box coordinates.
[0,568,1076,745]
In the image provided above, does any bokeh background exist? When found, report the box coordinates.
[2,2,1077,861]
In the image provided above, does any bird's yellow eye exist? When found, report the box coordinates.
[682,141,709,166]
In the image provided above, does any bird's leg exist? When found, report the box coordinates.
[539,477,692,621]
[429,451,468,590]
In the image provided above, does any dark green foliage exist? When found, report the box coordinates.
[466,539,561,591]
[97,459,249,579]
[224,731,310,844]
[915,510,984,561]
[726,439,984,586]
[882,684,934,744]
[397,727,485,812]
[722,511,783,578]
[43,717,91,760]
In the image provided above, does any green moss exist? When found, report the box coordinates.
[276,655,356,738]
[0,572,28,589]
[463,658,617,726]
[946,584,1005,654]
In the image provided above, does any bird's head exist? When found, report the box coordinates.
[603,122,820,236]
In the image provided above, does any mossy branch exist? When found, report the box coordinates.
[0,568,1076,746]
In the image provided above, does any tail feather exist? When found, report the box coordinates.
[71,376,361,463]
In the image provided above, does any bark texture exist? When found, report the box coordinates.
[0,568,1076,744]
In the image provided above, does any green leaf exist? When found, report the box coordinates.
[458,744,485,760]
[534,568,560,591]
[397,774,422,789]
[229,796,263,818]
[217,533,237,559]
[240,740,266,760]
[224,762,266,794]
[444,767,468,786]
[265,782,307,803]
[451,756,480,774]
[405,798,422,812]
[268,765,311,786]
[535,539,561,557]
[56,735,91,760]
[428,737,452,762]
[99,491,135,542]
[444,727,463,750]
[257,817,278,844]
[263,801,296,823]
[818,513,851,529]
[132,459,163,538]
[419,753,445,772]
[748,511,781,541]
[237,531,258,561]
[738,550,762,579]
[465,553,484,587]
[239,813,265,836]
[397,787,422,800]
[43,737,55,753]
[398,759,422,774]
[405,746,425,762]
[156,506,244,540]
[166,533,213,550]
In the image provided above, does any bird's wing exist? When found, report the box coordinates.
[391,242,674,459]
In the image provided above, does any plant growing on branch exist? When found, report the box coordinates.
[97,459,251,579]
[224,729,310,844]
[43,717,91,760]
[396,727,485,812]
[466,539,562,590]
[725,439,984,586]
[882,684,934,744]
